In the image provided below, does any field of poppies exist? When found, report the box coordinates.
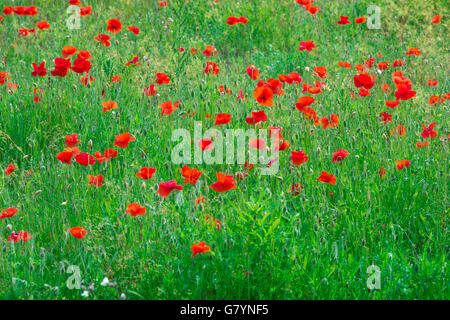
[0,0,448,300]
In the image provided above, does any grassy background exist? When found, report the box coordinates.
[0,0,448,299]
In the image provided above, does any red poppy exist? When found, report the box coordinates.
[416,141,430,148]
[214,113,231,125]
[432,15,441,24]
[337,16,351,25]
[202,45,218,57]
[32,61,47,77]
[106,19,122,33]
[295,96,315,110]
[180,166,202,185]
[50,58,71,77]
[354,72,375,89]
[427,80,438,87]
[65,133,81,147]
[199,138,213,151]
[190,241,210,257]
[0,207,18,220]
[393,75,416,100]
[354,17,366,24]
[56,151,74,165]
[317,171,337,185]
[156,73,170,84]
[114,133,136,148]
[380,112,392,124]
[379,166,387,178]
[75,153,96,166]
[160,101,181,117]
[253,86,273,106]
[246,65,260,80]
[71,57,91,73]
[405,47,421,56]
[125,203,146,217]
[144,84,156,96]
[396,160,411,171]
[4,163,15,176]
[127,26,140,35]
[36,21,50,30]
[94,33,111,47]
[299,40,316,51]
[79,6,92,17]
[69,227,87,239]
[204,62,219,74]
[245,110,268,125]
[210,172,237,192]
[62,46,77,58]
[390,124,406,136]
[249,139,266,150]
[136,167,156,180]
[291,151,308,165]
[87,175,104,187]
[332,149,349,163]
[420,122,437,139]
[81,74,96,86]
[158,180,183,197]
[314,66,329,79]
[338,61,352,68]
[385,100,400,109]
[101,101,118,113]
[8,231,32,243]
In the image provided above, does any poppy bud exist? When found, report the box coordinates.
[305,67,310,72]
[35,190,42,196]
[382,133,387,141]
[87,139,93,148]
[316,147,321,155]
[61,201,67,206]
[141,182,146,190]
[352,136,356,142]
[5,224,12,231]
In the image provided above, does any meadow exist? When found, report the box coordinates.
[0,0,448,300]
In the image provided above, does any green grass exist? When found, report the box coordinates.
[0,0,448,299]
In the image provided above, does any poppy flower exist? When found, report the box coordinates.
[249,139,266,150]
[62,46,77,58]
[379,167,387,178]
[127,26,140,35]
[18,28,36,37]
[238,17,248,24]
[405,47,421,56]
[354,17,366,24]
[428,95,443,105]
[56,151,74,165]
[416,141,430,148]
[245,110,268,125]
[420,122,437,139]
[75,153,96,166]
[0,72,10,85]
[385,100,400,109]
[79,6,92,17]
[103,148,118,159]
[94,33,111,47]
[338,61,352,69]
[112,75,122,83]
[214,113,231,125]
[299,40,316,51]
[106,19,122,33]
[246,65,260,80]
[69,227,87,239]
[65,133,81,147]
[253,86,273,106]
[427,80,438,86]
[114,133,136,148]
[31,61,47,77]
[125,56,140,67]
[393,59,403,68]
[390,124,406,137]
[279,72,302,84]
[180,166,202,185]
[210,172,237,192]
[14,6,38,16]
[36,21,50,30]
[393,75,416,100]
[291,151,308,165]
[158,1,168,7]
[432,15,441,24]
[87,175,104,187]
[4,163,15,176]
[69,0,82,5]
[158,180,183,197]
[380,112,392,124]
[317,171,337,185]
[51,58,71,77]
[396,160,411,171]
[354,72,375,89]
[2,6,14,15]
[101,101,118,113]
[199,138,213,151]
[378,62,390,70]
[202,45,218,57]
[125,203,146,217]
[8,231,32,243]
[144,84,156,96]
[332,149,349,163]
[295,96,315,110]
[71,57,91,74]
[204,62,219,74]
[160,101,181,117]
[0,207,18,220]
[81,74,96,86]
[226,16,239,25]
[156,73,170,84]
[337,16,351,25]
[136,167,156,180]
[190,241,210,257]
[314,66,329,79]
